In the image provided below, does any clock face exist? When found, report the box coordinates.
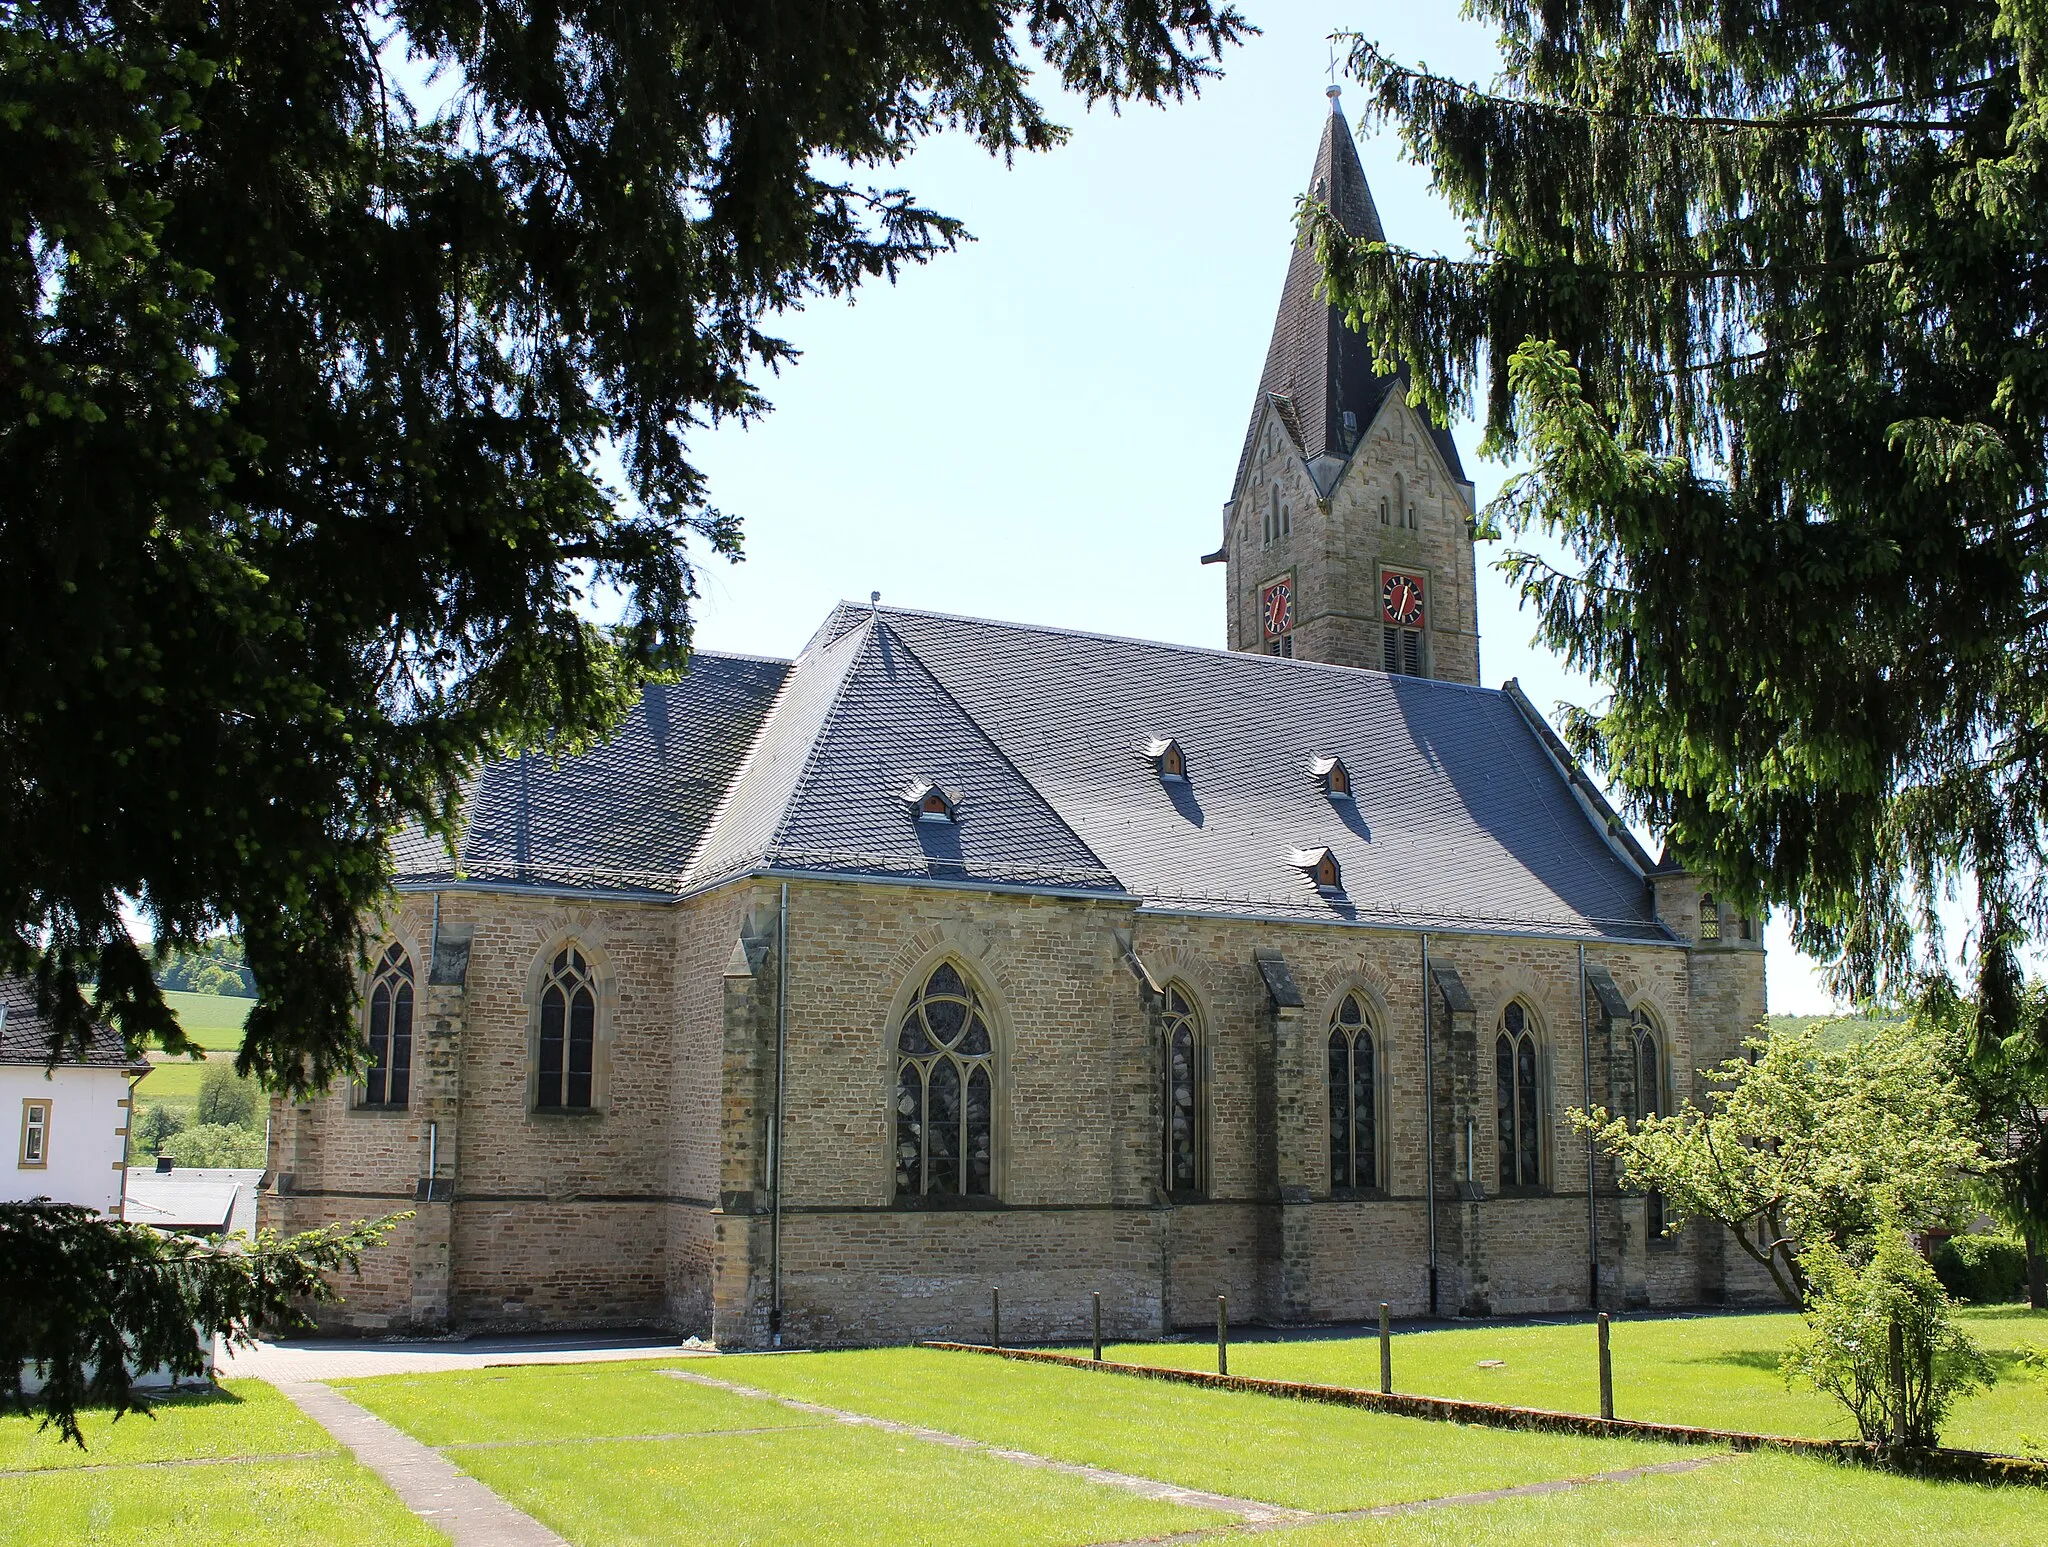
[1262,579,1294,637]
[1382,571,1426,627]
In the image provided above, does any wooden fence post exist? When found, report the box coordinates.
[1092,1292,1103,1362]
[992,1287,1001,1350]
[1379,1303,1392,1395]
[1216,1296,1228,1377]
[1597,1312,1614,1421]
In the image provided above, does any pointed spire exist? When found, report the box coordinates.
[1231,94,1461,498]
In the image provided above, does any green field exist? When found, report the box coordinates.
[1078,1304,2048,1454]
[0,1381,436,1547]
[160,989,253,1050]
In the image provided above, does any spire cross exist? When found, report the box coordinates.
[1326,43,1342,104]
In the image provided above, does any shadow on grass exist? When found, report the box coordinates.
[1685,1348,1785,1374]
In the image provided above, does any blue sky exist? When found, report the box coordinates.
[676,8,1841,1013]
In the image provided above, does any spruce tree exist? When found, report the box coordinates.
[1316,4,2048,1032]
[2,2,1247,1090]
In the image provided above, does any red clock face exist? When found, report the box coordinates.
[1262,579,1294,637]
[1382,572,1425,627]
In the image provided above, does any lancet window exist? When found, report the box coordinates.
[1495,1000,1542,1188]
[1328,991,1378,1190]
[537,947,597,1110]
[1162,985,1202,1196]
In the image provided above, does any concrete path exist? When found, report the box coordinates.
[665,1368,1312,1525]
[275,1379,568,1547]
[219,1331,715,1382]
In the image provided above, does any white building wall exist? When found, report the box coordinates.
[2,1064,132,1215]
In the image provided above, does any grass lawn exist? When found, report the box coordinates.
[629,1349,1689,1512]
[0,1380,438,1547]
[1084,1304,2048,1454]
[341,1361,1207,1546]
[159,989,253,1049]
[338,1347,2048,1546]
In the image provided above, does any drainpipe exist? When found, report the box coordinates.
[1581,941,1597,1309]
[770,882,789,1342]
[1421,932,1438,1318]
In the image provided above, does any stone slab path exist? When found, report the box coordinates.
[220,1331,715,1383]
[275,1379,567,1547]
[665,1368,1315,1525]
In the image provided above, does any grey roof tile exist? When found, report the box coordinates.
[0,976,142,1068]
[878,608,1663,941]
[396,652,790,893]
[1232,100,1465,500]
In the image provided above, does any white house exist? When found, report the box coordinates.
[3,976,146,1216]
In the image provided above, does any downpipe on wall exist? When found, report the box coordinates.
[770,882,789,1343]
[1421,932,1437,1318]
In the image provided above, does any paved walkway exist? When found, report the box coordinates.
[219,1331,715,1382]
[275,1379,568,1547]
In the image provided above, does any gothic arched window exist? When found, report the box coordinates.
[1162,985,1203,1196]
[1495,1001,1542,1188]
[537,947,597,1110]
[1328,991,1378,1190]
[894,962,995,1199]
[1632,1006,1670,1240]
[364,943,413,1107]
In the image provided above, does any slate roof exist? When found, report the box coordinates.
[1231,94,1465,501]
[0,976,144,1069]
[395,652,790,893]
[399,604,1667,943]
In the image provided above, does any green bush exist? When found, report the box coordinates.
[1785,1226,1992,1448]
[159,1123,267,1169]
[1933,1232,2031,1303]
[130,1103,187,1160]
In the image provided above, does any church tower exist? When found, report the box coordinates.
[1208,87,1481,684]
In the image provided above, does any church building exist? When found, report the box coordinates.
[263,93,1770,1345]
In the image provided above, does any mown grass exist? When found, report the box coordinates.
[707,1348,1685,1512]
[1085,1304,2048,1454]
[343,1360,1208,1546]
[1283,1449,2048,1546]
[0,1381,435,1547]
[160,990,252,1050]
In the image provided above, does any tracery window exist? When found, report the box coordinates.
[364,943,414,1108]
[1162,985,1202,1196]
[1495,1000,1542,1188]
[1328,991,1378,1190]
[894,963,994,1198]
[537,947,597,1111]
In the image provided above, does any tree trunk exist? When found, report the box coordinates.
[2029,1236,2045,1312]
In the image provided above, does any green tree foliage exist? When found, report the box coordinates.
[130,1102,185,1160]
[1921,976,2048,1306]
[155,936,251,998]
[192,1059,257,1129]
[158,1121,265,1168]
[1316,4,2048,1027]
[2,1,1250,1092]
[1784,1226,1993,1448]
[1576,1022,1981,1303]
[0,1202,400,1445]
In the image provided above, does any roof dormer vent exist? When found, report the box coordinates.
[900,779,960,824]
[1141,737,1188,783]
[1309,755,1353,800]
[1291,846,1343,896]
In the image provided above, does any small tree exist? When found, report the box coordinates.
[130,1104,186,1160]
[1576,1022,1980,1303]
[159,1123,267,1170]
[1784,1225,1992,1449]
[0,1203,402,1445]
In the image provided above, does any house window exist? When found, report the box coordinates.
[537,947,597,1111]
[1162,985,1202,1196]
[1496,1001,1542,1188]
[1632,1007,1670,1241]
[894,962,995,1199]
[1328,992,1378,1190]
[1699,895,1721,942]
[18,1099,49,1168]
[363,942,414,1108]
